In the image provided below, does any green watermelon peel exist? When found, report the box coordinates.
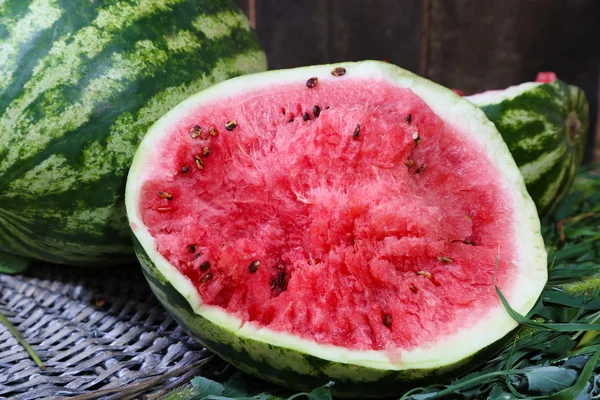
[467,75,588,218]
[126,61,547,397]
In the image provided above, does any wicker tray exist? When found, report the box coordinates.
[0,264,223,400]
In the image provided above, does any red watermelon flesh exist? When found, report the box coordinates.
[139,78,516,353]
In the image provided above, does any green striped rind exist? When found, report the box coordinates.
[468,80,589,217]
[135,236,514,398]
[0,0,267,265]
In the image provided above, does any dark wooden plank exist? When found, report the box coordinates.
[425,0,598,159]
[255,0,329,69]
[328,0,423,74]
[427,0,557,91]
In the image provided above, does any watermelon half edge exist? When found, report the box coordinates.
[125,61,547,398]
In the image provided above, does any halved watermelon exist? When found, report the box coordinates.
[125,61,547,397]
[467,77,588,218]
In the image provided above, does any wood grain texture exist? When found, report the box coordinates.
[428,0,547,91]
[255,0,329,69]
[253,0,422,73]
[328,0,423,73]
[425,0,598,160]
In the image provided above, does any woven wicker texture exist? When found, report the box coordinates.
[0,264,218,400]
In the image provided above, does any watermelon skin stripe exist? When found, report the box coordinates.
[468,80,588,217]
[1,1,260,175]
[0,0,267,265]
[3,27,263,183]
[136,237,514,398]
[0,0,63,98]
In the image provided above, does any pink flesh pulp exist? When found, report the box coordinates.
[140,77,517,352]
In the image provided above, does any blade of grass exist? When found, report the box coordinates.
[495,286,600,332]
[0,310,45,370]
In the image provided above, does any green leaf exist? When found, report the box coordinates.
[0,251,30,274]
[545,336,576,357]
[403,394,438,400]
[547,348,600,399]
[159,385,198,400]
[207,396,272,400]
[286,382,334,400]
[551,238,600,263]
[191,376,225,398]
[525,366,578,393]
[296,385,333,400]
[222,376,254,398]
[220,371,285,399]
[489,384,520,400]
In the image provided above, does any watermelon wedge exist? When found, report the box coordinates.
[125,61,547,397]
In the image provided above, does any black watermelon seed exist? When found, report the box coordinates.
[225,120,238,131]
[194,155,204,170]
[331,67,346,77]
[249,260,260,273]
[200,261,211,271]
[416,270,431,279]
[352,124,361,140]
[382,314,392,328]
[200,271,213,284]
[190,125,202,138]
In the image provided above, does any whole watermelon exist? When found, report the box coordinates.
[0,0,267,266]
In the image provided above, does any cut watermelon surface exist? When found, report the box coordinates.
[126,61,547,396]
[141,78,516,351]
